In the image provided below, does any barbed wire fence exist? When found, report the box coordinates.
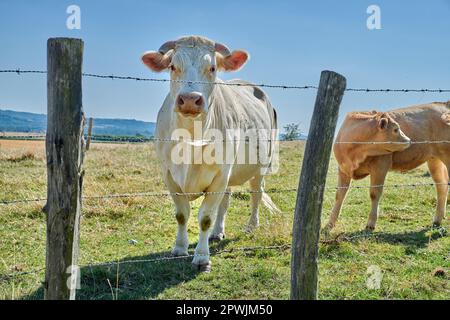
[1,61,449,298]
[1,69,449,143]
[1,164,448,283]
[2,193,447,282]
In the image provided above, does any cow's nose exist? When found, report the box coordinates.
[176,92,204,116]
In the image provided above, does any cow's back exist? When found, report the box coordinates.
[215,80,278,184]
[216,79,277,131]
[391,102,450,170]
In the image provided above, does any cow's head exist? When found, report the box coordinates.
[142,36,249,118]
[371,113,411,152]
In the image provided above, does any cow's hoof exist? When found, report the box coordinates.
[365,225,375,232]
[321,226,331,237]
[209,233,225,242]
[432,222,442,229]
[245,224,259,233]
[193,262,212,273]
[171,247,188,257]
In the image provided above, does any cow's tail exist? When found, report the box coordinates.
[264,99,279,175]
[261,191,281,214]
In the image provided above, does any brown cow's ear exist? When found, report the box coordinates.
[217,50,249,72]
[141,51,172,72]
[378,118,389,130]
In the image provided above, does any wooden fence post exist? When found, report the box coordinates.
[45,38,84,300]
[290,70,346,300]
[86,117,93,150]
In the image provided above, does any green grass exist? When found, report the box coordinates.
[0,141,448,300]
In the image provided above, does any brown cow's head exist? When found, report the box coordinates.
[141,36,249,118]
[338,111,412,157]
[373,113,411,152]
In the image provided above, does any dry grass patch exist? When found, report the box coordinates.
[0,140,45,162]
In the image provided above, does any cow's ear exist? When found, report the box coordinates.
[378,118,389,130]
[141,51,172,72]
[217,50,249,72]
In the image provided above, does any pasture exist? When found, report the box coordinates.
[0,139,448,300]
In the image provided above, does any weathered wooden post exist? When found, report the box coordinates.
[45,38,84,300]
[86,117,93,150]
[290,70,346,300]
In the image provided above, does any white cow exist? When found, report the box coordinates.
[142,36,279,271]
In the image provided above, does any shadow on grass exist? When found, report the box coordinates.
[22,238,238,300]
[340,227,447,252]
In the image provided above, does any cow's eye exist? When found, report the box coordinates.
[210,66,216,73]
[394,128,399,133]
[169,65,176,72]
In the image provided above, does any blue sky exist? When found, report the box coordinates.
[1,0,449,132]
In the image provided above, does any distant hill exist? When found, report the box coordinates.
[0,109,156,137]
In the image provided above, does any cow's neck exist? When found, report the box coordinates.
[339,144,393,178]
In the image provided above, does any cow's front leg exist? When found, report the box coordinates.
[367,158,390,231]
[171,194,191,256]
[324,169,352,232]
[164,171,191,256]
[193,192,223,271]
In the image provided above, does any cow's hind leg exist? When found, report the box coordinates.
[210,189,230,242]
[247,175,264,231]
[324,169,352,232]
[428,159,449,227]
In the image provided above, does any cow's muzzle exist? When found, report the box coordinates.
[175,92,205,117]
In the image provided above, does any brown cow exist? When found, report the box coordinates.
[326,101,450,231]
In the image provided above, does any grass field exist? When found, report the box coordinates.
[0,139,448,300]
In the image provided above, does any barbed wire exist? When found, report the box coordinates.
[0,244,291,279]
[0,69,316,90]
[2,134,450,146]
[83,188,298,200]
[2,182,449,206]
[0,267,46,280]
[335,141,450,145]
[85,244,291,269]
[0,197,47,205]
[345,88,450,93]
[3,222,447,279]
[137,139,450,145]
[0,69,47,75]
[0,188,299,205]
[2,69,450,92]
[326,182,450,190]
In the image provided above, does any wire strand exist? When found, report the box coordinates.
[0,188,299,205]
[2,135,450,146]
[1,182,449,206]
[1,69,449,92]
[0,245,290,279]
